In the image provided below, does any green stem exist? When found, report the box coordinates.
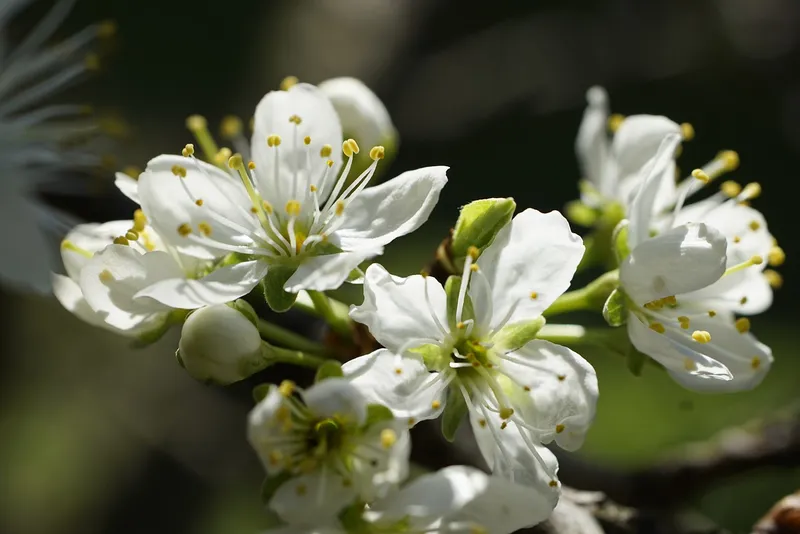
[257,318,335,357]
[306,290,352,337]
[264,344,328,369]
[535,324,591,346]
[543,270,619,318]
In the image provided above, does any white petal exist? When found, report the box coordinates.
[134,259,267,309]
[139,155,255,260]
[269,471,357,525]
[616,159,676,215]
[678,201,772,263]
[626,134,682,246]
[52,273,108,328]
[620,223,727,305]
[318,77,395,148]
[350,264,448,353]
[343,349,446,423]
[62,220,134,279]
[501,340,598,451]
[575,86,610,194]
[247,387,297,476]
[284,249,378,293]
[78,245,178,331]
[302,378,368,426]
[362,425,412,500]
[333,166,448,251]
[251,83,343,208]
[686,269,773,315]
[612,115,681,182]
[114,172,140,204]
[476,209,584,328]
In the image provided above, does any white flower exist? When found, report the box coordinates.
[344,209,597,496]
[264,466,554,534]
[248,378,410,525]
[619,135,773,392]
[137,83,447,298]
[0,0,111,292]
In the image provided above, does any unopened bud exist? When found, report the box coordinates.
[451,198,516,269]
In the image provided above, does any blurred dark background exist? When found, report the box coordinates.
[2,1,799,533]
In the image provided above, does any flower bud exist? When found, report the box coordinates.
[177,303,263,385]
[450,198,516,269]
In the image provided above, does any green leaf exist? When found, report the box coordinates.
[451,198,516,262]
[315,360,344,383]
[364,404,395,427]
[441,388,467,442]
[260,472,292,505]
[261,265,298,312]
[445,275,474,331]
[492,317,546,352]
[602,288,628,327]
[252,383,273,403]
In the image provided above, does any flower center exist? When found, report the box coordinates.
[306,417,345,458]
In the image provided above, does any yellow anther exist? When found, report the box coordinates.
[649,322,666,334]
[178,223,192,237]
[133,209,147,232]
[320,144,332,157]
[248,161,256,170]
[734,317,751,334]
[663,295,677,306]
[456,321,466,330]
[740,296,748,305]
[470,264,479,272]
[288,114,302,125]
[369,145,385,160]
[499,407,514,419]
[280,76,299,90]
[335,201,345,216]
[186,115,207,132]
[198,222,212,236]
[555,424,565,434]
[394,368,402,375]
[500,421,508,430]
[764,269,783,289]
[214,148,232,166]
[113,236,129,246]
[750,255,763,266]
[467,246,480,259]
[171,165,187,178]
[84,53,100,71]
[684,358,697,371]
[97,20,117,38]
[748,220,761,231]
[285,200,302,216]
[692,169,710,183]
[262,201,274,214]
[741,182,762,200]
[407,417,416,427]
[681,122,695,141]
[182,143,195,157]
[380,428,397,449]
[278,380,296,397]
[123,166,140,179]
[733,236,741,244]
[303,135,311,145]
[342,138,360,157]
[751,356,761,369]
[309,185,318,193]
[768,246,785,267]
[530,292,539,300]
[608,113,625,132]
[678,316,690,329]
[125,231,139,241]
[220,115,243,139]
[478,419,487,428]
[267,134,282,147]
[718,150,740,171]
[250,207,258,214]
[98,269,114,282]
[295,484,307,496]
[644,299,664,310]
[721,180,741,197]
[195,199,204,207]
[549,480,559,488]
[431,400,441,410]
[326,159,334,167]
[708,310,717,317]
[227,153,244,169]
[691,330,712,343]
[523,385,531,392]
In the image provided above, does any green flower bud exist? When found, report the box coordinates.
[450,198,516,270]
[178,304,263,385]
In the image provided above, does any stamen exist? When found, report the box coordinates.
[739,182,761,200]
[220,115,243,139]
[125,230,139,241]
[133,209,147,232]
[751,357,761,369]
[691,330,711,343]
[280,76,298,90]
[182,143,195,157]
[113,236,129,245]
[178,223,192,237]
[721,180,741,197]
[369,145,385,160]
[456,252,475,324]
[691,169,710,183]
[764,269,783,289]
[380,429,397,449]
[649,322,666,334]
[681,123,695,140]
[678,316,690,329]
[724,255,763,276]
[735,318,750,334]
[185,115,219,161]
[768,246,785,266]
[608,114,625,132]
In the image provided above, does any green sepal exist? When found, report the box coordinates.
[441,388,467,442]
[260,472,293,505]
[338,501,370,532]
[315,360,344,383]
[602,288,628,327]
[230,298,259,327]
[565,199,599,227]
[409,343,446,370]
[364,404,395,428]
[252,382,273,403]
[131,309,187,347]
[613,220,631,264]
[451,198,516,264]
[492,316,546,353]
[261,265,298,312]
[445,275,474,331]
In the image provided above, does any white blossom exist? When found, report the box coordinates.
[344,209,597,499]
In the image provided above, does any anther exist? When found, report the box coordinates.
[335,201,345,216]
[741,182,762,200]
[248,161,256,170]
[768,246,785,267]
[608,114,625,132]
[303,136,311,145]
[267,134,282,147]
[718,150,740,171]
[326,159,334,167]
[198,222,212,236]
[733,236,741,244]
[278,380,296,397]
[735,318,751,334]
[133,209,147,232]
[678,316,690,329]
[470,264,479,272]
[195,199,204,207]
[649,322,665,334]
[681,123,695,140]
[740,296,748,305]
[320,144,332,157]
[530,292,538,300]
[555,424,565,434]
[285,200,302,216]
[214,148,232,166]
[691,330,712,343]
[171,165,187,178]
[98,269,114,282]
[113,236,129,246]
[380,429,397,449]
[123,166,140,179]
[500,421,508,430]
[751,357,761,369]
[84,53,100,71]
[456,321,466,330]
[692,169,710,183]
[369,145,385,160]
[186,115,208,132]
[557,375,566,381]
[227,154,244,169]
[467,246,480,259]
[721,180,742,197]
[97,20,117,38]
[262,201,274,214]
[499,407,514,419]
[478,419,487,428]
[182,143,195,157]
[125,231,139,241]
[549,480,559,488]
[431,400,441,410]
[220,115,243,139]
[394,368,402,375]
[309,185,318,193]
[288,114,302,125]
[764,269,783,289]
[178,223,192,237]
[280,76,299,90]
[708,310,717,317]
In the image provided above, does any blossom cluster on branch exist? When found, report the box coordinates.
[48,72,782,532]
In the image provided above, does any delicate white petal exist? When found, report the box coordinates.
[620,223,727,305]
[627,134,682,246]
[269,471,357,525]
[343,349,446,423]
[251,83,343,207]
[677,202,772,264]
[247,387,297,476]
[333,166,448,251]
[114,172,140,204]
[476,209,584,328]
[575,86,610,194]
[62,220,134,279]
[318,77,395,148]
[616,159,676,214]
[78,245,178,331]
[686,269,773,315]
[52,273,108,328]
[134,259,268,309]
[350,264,448,353]
[611,115,681,181]
[139,155,255,259]
[501,341,598,451]
[302,378,368,426]
[364,425,412,500]
[284,249,378,293]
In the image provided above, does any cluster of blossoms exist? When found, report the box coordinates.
[47,71,781,531]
